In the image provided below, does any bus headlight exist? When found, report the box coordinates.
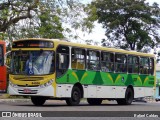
[39,79,54,88]
[9,81,18,88]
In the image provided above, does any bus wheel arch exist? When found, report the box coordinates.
[66,83,83,106]
[117,85,134,105]
[74,82,84,98]
[127,85,134,99]
[125,85,134,104]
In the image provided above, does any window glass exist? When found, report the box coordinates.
[11,51,54,75]
[101,52,114,72]
[56,46,69,78]
[128,55,139,73]
[150,58,154,75]
[115,54,127,73]
[87,50,100,71]
[140,57,149,74]
[71,48,85,70]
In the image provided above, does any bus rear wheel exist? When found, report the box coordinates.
[66,86,81,106]
[87,98,102,105]
[117,87,134,105]
[31,96,46,106]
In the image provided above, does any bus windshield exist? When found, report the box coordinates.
[11,51,54,75]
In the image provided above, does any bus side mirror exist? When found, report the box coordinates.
[4,51,11,69]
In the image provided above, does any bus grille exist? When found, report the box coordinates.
[18,89,38,94]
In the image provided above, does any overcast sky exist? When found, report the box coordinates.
[77,0,160,44]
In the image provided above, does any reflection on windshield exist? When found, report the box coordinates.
[11,51,54,75]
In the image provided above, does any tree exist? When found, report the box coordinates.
[0,0,88,42]
[7,1,64,40]
[87,0,160,51]
[0,0,39,39]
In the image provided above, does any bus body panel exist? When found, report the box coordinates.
[9,74,56,96]
[56,69,155,87]
[55,69,155,98]
[55,84,154,98]
[0,41,7,92]
[0,65,7,92]
[8,84,54,97]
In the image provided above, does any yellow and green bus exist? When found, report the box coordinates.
[8,38,156,106]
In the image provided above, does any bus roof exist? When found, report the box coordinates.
[13,38,155,58]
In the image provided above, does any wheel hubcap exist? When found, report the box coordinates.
[73,91,79,101]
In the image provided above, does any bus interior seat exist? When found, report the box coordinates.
[71,60,77,69]
[71,59,84,69]
[77,62,84,69]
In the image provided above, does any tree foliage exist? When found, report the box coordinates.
[7,1,64,40]
[0,0,88,42]
[87,0,160,51]
[0,0,39,32]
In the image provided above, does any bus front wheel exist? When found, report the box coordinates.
[87,98,102,105]
[31,96,46,106]
[117,87,134,105]
[66,86,81,106]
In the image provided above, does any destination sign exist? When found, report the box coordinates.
[12,40,54,48]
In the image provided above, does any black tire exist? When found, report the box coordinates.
[66,86,81,106]
[87,98,102,105]
[117,87,134,105]
[31,96,46,106]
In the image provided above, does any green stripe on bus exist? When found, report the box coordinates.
[56,69,154,87]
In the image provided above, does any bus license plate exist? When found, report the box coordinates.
[23,88,32,93]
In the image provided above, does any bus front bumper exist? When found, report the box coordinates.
[8,85,54,97]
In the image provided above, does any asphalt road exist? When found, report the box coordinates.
[0,99,160,111]
[0,100,160,120]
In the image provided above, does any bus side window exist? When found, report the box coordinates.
[115,54,127,73]
[71,48,85,70]
[87,50,100,71]
[140,57,149,75]
[128,55,139,74]
[56,46,69,78]
[150,58,154,75]
[101,52,114,72]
